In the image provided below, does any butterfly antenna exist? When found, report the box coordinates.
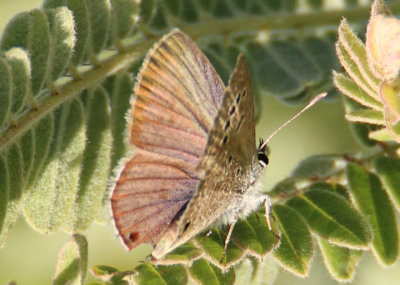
[260,92,327,149]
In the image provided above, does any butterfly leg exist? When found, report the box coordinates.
[264,195,281,240]
[220,221,237,263]
[264,195,272,230]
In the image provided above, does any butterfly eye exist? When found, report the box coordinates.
[258,152,269,168]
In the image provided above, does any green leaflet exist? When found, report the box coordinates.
[318,237,363,282]
[154,242,203,266]
[4,48,31,116]
[333,8,400,145]
[287,188,371,249]
[110,0,137,42]
[345,109,385,125]
[0,144,24,246]
[153,265,188,285]
[44,0,90,66]
[346,163,399,265]
[333,72,383,111]
[247,42,304,98]
[0,57,12,126]
[192,208,279,270]
[195,228,244,271]
[106,73,132,171]
[1,10,51,96]
[91,265,135,284]
[374,156,400,210]
[0,156,8,235]
[135,263,187,285]
[230,209,279,259]
[350,122,378,147]
[337,19,380,100]
[24,100,85,233]
[96,73,132,224]
[92,260,233,285]
[64,88,112,231]
[45,7,75,82]
[189,259,235,285]
[19,130,35,194]
[26,114,54,189]
[268,40,322,88]
[91,265,119,280]
[369,127,394,142]
[343,96,379,147]
[86,0,110,57]
[53,234,88,285]
[272,204,313,277]
[291,154,345,178]
[175,0,199,23]
[139,0,168,31]
[234,256,279,285]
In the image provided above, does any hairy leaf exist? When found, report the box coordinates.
[54,234,88,285]
[272,205,313,277]
[346,163,399,265]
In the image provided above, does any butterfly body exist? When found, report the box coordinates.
[153,154,267,258]
[220,169,266,225]
[111,30,271,259]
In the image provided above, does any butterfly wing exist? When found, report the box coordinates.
[111,30,225,250]
[153,55,258,257]
[197,54,256,176]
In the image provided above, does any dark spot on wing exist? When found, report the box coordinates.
[129,232,140,243]
[222,135,228,145]
[236,93,241,103]
[242,90,246,97]
[184,222,191,232]
[224,120,230,130]
[229,106,236,115]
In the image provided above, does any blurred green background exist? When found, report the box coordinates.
[1,1,399,284]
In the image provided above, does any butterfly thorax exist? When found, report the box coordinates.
[218,141,270,225]
[218,154,267,226]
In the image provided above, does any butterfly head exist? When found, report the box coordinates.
[257,138,270,168]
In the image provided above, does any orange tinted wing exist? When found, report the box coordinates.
[111,30,224,249]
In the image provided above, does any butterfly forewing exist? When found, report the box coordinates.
[161,55,258,252]
[111,31,225,250]
[196,55,256,176]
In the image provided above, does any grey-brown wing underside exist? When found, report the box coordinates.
[174,54,257,245]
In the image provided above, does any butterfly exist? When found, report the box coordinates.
[111,29,325,260]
